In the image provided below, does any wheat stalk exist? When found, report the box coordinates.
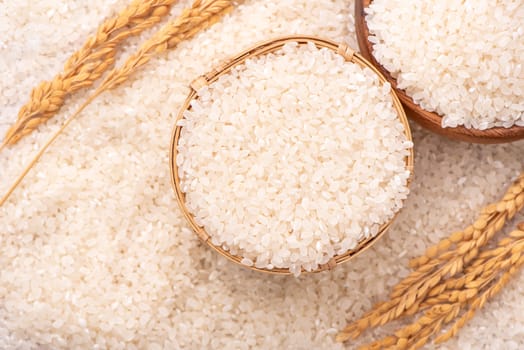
[335,260,459,342]
[96,0,235,92]
[434,261,524,344]
[410,173,524,269]
[434,228,524,344]
[395,174,524,295]
[336,174,524,343]
[423,234,524,307]
[1,0,178,149]
[359,305,465,349]
[352,227,524,349]
[0,0,236,207]
[359,303,461,350]
[336,233,522,342]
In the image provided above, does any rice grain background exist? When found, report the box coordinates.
[1,0,523,349]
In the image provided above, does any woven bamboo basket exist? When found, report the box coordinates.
[355,0,524,144]
[169,35,414,275]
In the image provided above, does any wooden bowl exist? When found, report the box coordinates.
[355,0,524,144]
[169,35,414,275]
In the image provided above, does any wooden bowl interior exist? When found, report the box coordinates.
[355,0,524,144]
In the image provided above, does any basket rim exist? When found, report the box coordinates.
[169,34,414,275]
[355,0,524,144]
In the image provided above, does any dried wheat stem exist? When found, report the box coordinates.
[358,303,460,350]
[336,265,454,342]
[357,335,397,350]
[0,139,7,154]
[389,207,520,302]
[337,216,523,341]
[435,258,524,344]
[0,0,235,207]
[391,175,524,299]
[410,174,524,270]
[424,230,521,298]
[423,238,523,307]
[97,0,235,92]
[338,226,524,347]
[0,96,98,208]
[391,219,502,301]
[3,0,177,146]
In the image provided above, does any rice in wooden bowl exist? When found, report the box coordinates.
[355,0,524,144]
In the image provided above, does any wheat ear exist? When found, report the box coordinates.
[423,233,524,308]
[0,0,235,207]
[409,173,524,270]
[434,228,524,344]
[336,174,524,342]
[353,227,524,349]
[359,303,461,350]
[2,0,178,147]
[398,174,524,288]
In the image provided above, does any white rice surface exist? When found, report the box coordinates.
[177,42,412,275]
[366,0,524,130]
[0,0,523,349]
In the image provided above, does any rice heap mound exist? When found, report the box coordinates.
[176,42,412,275]
[366,0,524,130]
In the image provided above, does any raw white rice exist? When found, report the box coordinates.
[366,0,524,130]
[176,42,412,275]
[1,0,524,349]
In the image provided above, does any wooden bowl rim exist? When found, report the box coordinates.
[355,0,524,144]
[169,35,414,275]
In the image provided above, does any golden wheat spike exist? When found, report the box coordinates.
[336,176,524,342]
[337,224,524,348]
[3,0,177,146]
[0,0,235,208]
